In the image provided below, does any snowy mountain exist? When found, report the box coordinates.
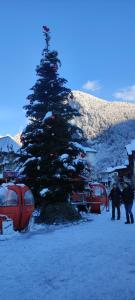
[0,135,20,153]
[14,133,21,145]
[71,91,135,171]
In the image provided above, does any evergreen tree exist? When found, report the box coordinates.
[19,26,87,213]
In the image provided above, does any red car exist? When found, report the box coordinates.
[0,184,34,233]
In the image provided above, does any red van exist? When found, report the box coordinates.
[0,184,34,233]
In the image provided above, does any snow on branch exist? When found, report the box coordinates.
[43,111,53,121]
[40,188,49,197]
[63,163,76,171]
[71,142,96,153]
[23,157,37,166]
[59,154,69,161]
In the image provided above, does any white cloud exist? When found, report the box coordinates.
[113,84,135,102]
[82,80,102,92]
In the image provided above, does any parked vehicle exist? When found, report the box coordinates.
[0,184,34,234]
[71,182,109,214]
[88,183,109,213]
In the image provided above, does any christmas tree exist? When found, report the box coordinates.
[19,26,88,222]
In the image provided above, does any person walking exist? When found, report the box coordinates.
[109,183,122,220]
[122,182,134,224]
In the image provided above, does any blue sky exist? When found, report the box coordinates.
[0,0,135,136]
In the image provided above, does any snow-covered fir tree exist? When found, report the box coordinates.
[19,26,88,215]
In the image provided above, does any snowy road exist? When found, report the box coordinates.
[0,206,135,300]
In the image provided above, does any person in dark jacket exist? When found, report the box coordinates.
[122,182,134,224]
[109,184,122,220]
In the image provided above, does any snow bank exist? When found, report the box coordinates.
[0,206,135,300]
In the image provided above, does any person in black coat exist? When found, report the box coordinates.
[109,183,122,220]
[122,182,134,224]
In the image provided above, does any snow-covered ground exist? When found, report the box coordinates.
[0,205,135,300]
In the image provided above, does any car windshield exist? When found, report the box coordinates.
[0,188,18,206]
[92,186,105,197]
[24,190,34,205]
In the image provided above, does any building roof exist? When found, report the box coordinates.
[105,165,127,173]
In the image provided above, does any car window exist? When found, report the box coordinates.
[0,188,18,206]
[93,187,103,196]
[24,190,34,205]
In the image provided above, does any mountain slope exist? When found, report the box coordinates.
[72,91,135,170]
[14,133,21,145]
[0,135,20,153]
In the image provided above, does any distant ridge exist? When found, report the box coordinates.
[14,133,21,145]
[0,135,20,153]
[72,90,135,171]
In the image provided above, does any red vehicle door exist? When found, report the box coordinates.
[18,185,35,230]
[0,185,21,230]
[0,184,35,231]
